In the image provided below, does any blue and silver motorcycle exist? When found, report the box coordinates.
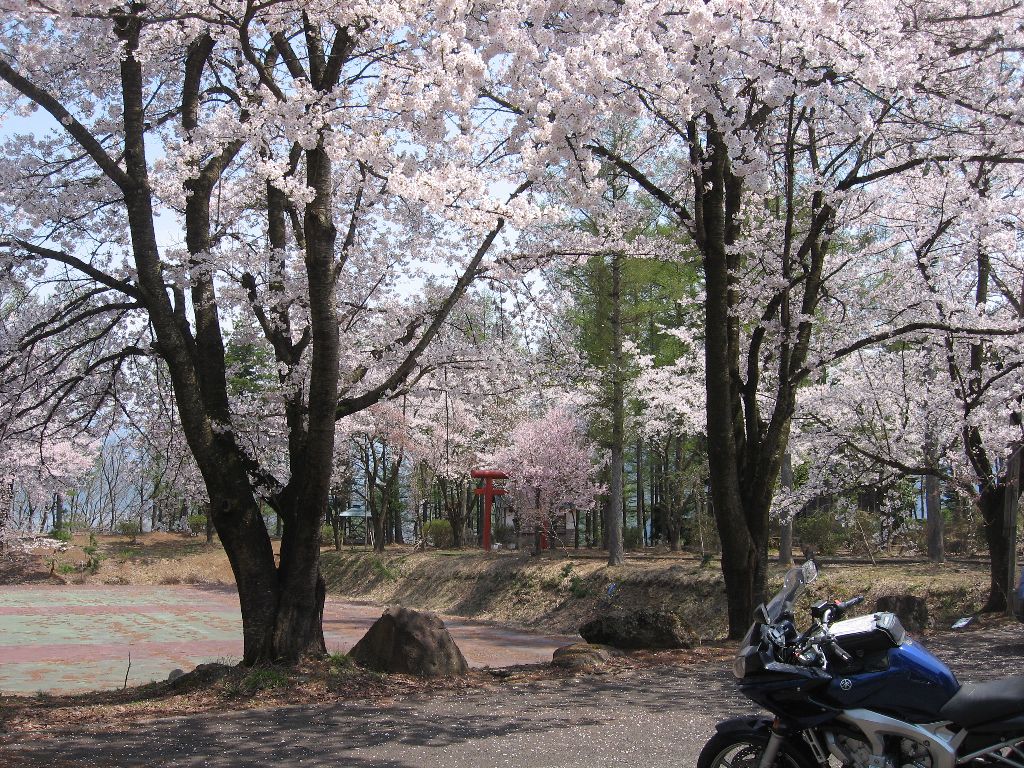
[699,561,1024,768]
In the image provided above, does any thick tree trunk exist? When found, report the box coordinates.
[373,510,387,553]
[981,485,1009,612]
[778,453,793,566]
[701,126,773,638]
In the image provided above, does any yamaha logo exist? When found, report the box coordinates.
[840,678,853,691]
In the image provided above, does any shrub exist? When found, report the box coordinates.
[423,519,454,548]
[187,514,208,533]
[83,533,103,573]
[328,652,354,672]
[116,520,141,538]
[369,556,397,581]
[794,512,844,556]
[230,666,289,696]
[49,527,72,543]
[492,521,516,547]
[624,526,643,550]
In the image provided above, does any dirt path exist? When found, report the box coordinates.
[0,585,578,694]
[2,618,1019,767]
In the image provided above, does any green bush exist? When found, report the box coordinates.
[568,573,590,598]
[624,526,643,550]
[492,521,516,547]
[83,533,103,573]
[328,652,354,672]
[49,527,72,543]
[794,512,845,556]
[116,520,141,539]
[423,519,454,548]
[187,514,208,532]
[232,666,289,696]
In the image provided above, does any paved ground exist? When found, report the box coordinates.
[1,664,753,768]
[0,586,577,693]
[2,612,1021,767]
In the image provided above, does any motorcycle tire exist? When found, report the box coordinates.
[697,730,818,768]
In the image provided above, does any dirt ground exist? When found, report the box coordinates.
[2,619,1021,767]
[0,532,1006,746]
[1,532,996,639]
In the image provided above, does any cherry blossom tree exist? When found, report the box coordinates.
[498,404,602,551]
[481,0,1024,635]
[0,1,546,662]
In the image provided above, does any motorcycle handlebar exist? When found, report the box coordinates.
[836,596,864,613]
[826,636,853,664]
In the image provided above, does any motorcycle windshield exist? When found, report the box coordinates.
[762,561,817,623]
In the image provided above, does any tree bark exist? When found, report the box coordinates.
[607,251,625,566]
[636,439,646,546]
[981,485,1010,612]
[925,473,944,563]
[779,453,793,566]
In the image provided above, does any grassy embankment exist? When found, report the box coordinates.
[35,533,995,639]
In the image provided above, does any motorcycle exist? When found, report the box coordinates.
[699,561,1024,768]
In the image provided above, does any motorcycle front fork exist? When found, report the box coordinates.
[759,718,828,768]
[758,722,786,768]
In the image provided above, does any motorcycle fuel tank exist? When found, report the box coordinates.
[822,614,960,722]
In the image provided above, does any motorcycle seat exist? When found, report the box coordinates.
[939,675,1024,728]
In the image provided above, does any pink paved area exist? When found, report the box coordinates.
[0,585,578,694]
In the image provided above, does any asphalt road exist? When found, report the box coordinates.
[3,622,1022,768]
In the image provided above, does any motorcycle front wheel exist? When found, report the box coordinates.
[697,730,817,768]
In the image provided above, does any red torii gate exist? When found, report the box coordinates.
[471,469,507,552]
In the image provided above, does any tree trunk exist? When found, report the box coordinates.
[636,439,646,547]
[372,509,387,553]
[330,495,342,551]
[778,453,794,566]
[53,492,64,534]
[702,127,772,638]
[606,252,625,565]
[925,473,944,563]
[981,485,1010,612]
[393,504,404,544]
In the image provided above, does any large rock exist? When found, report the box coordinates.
[552,643,618,671]
[579,609,691,650]
[875,595,929,632]
[350,607,468,677]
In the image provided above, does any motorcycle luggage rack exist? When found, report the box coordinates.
[958,736,1024,767]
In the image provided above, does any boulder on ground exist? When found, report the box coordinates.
[168,661,231,689]
[579,609,691,650]
[350,606,468,677]
[552,642,618,671]
[875,595,929,632]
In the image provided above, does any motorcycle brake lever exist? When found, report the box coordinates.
[826,636,853,664]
